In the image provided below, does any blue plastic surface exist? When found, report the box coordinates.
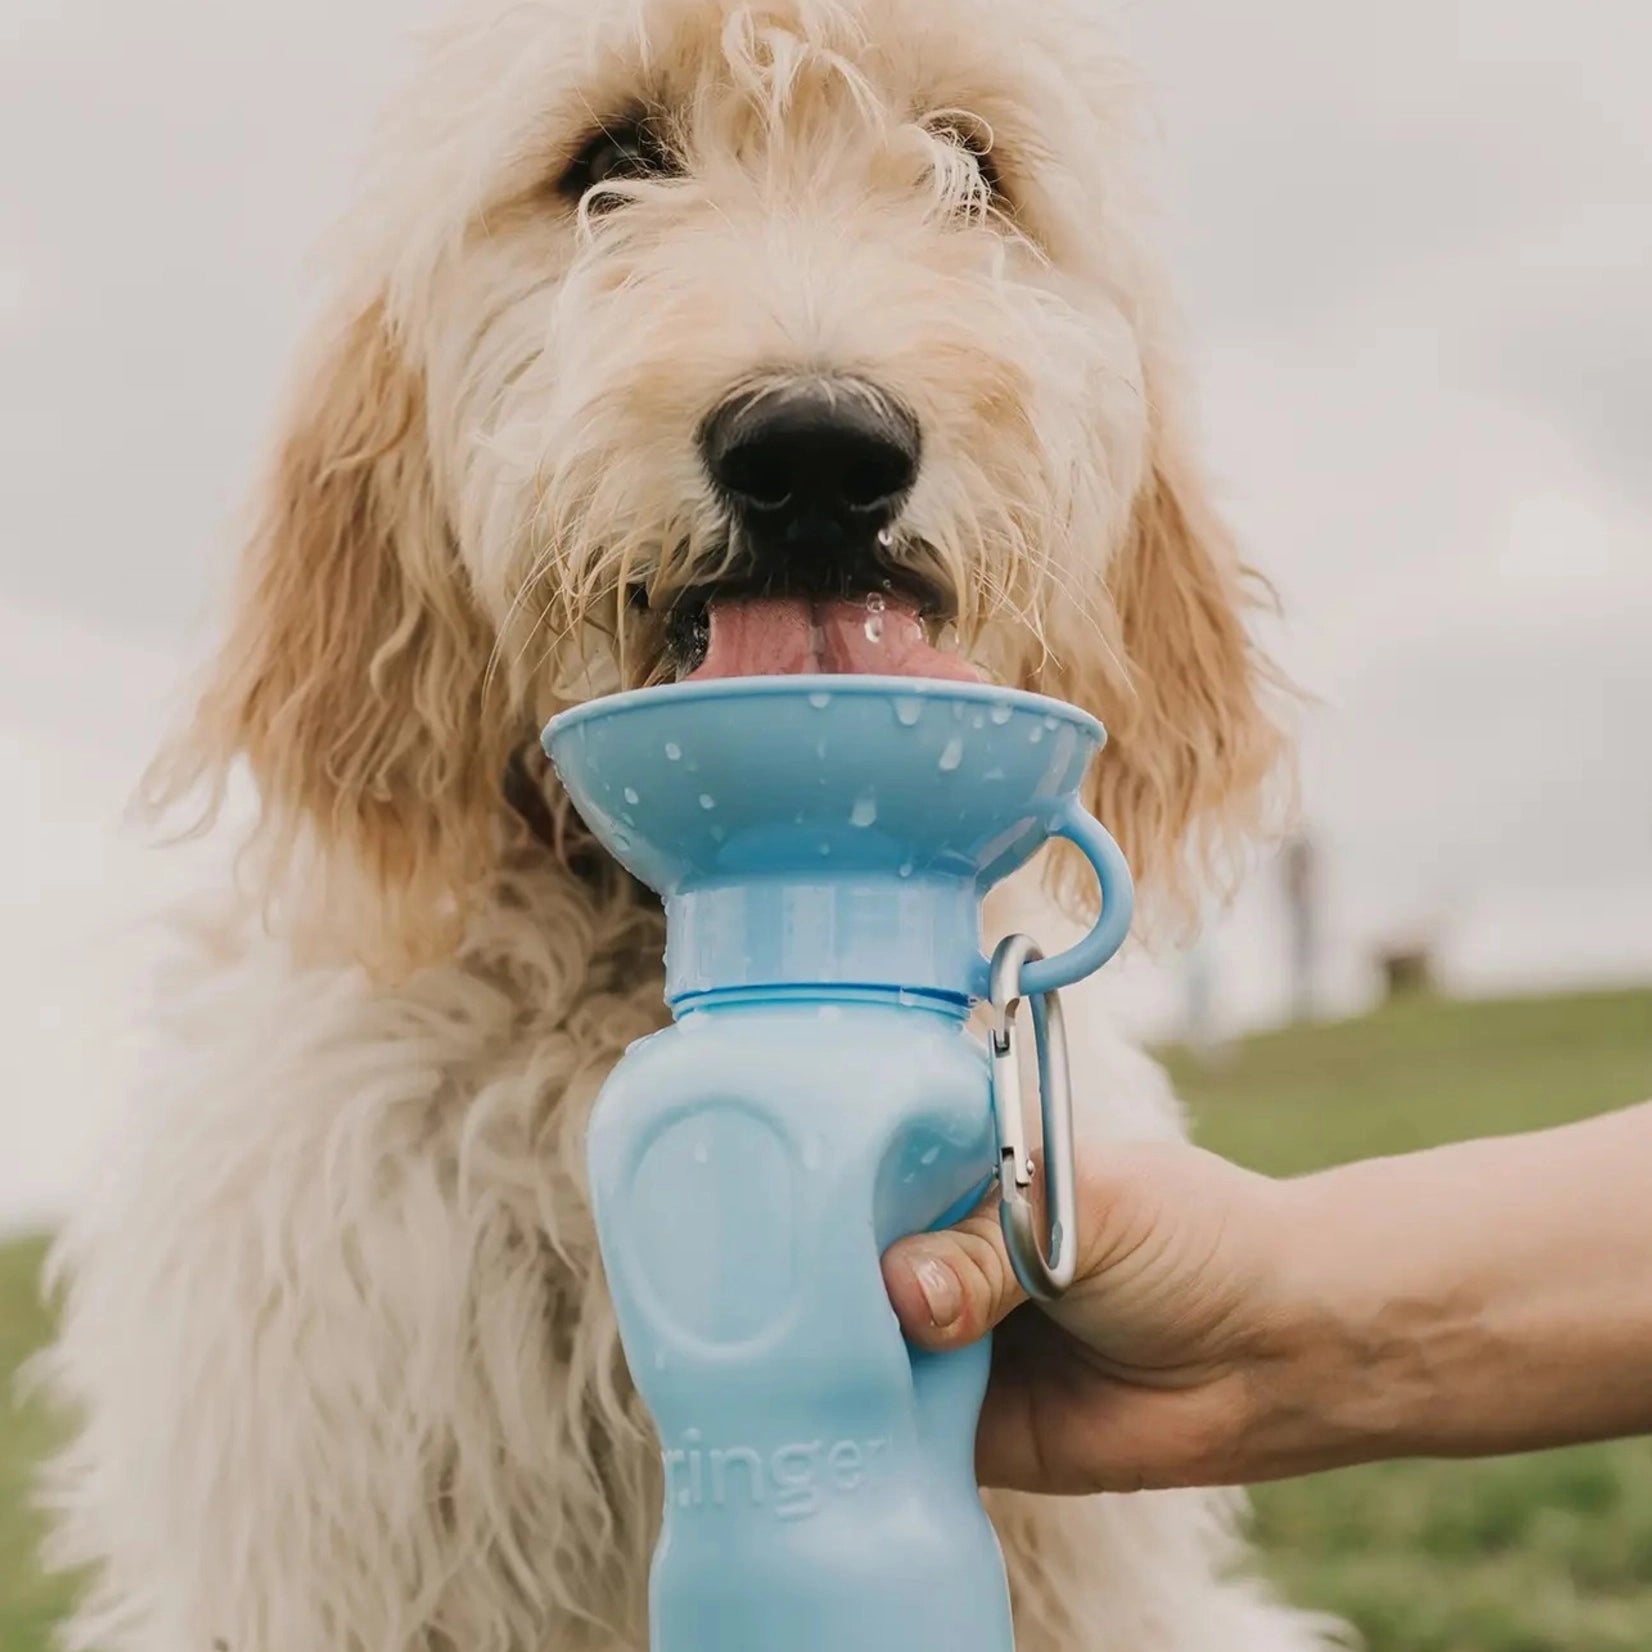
[589,1002,1009,1652]
[544,676,1135,1652]
[545,675,1133,1003]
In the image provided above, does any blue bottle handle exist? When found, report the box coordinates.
[990,803,1135,999]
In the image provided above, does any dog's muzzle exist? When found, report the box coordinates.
[700,379,921,586]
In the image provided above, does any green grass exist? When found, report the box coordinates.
[1169,985,1652,1652]
[2,987,1649,1651]
[1,1233,74,1652]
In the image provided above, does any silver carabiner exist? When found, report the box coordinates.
[988,934,1078,1303]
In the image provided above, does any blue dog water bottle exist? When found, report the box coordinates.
[545,676,1133,1652]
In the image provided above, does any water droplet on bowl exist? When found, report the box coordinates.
[972,712,986,729]
[692,1142,710,1164]
[654,1351,670,1371]
[850,793,878,828]
[699,794,716,810]
[920,1145,941,1166]
[623,787,640,805]
[898,862,915,879]
[938,736,964,771]
[1028,726,1044,745]
[894,697,924,727]
[809,691,832,710]
[983,767,1006,781]
[990,703,1013,726]
[1044,715,1060,731]
[710,825,726,843]
[819,841,833,857]
[665,742,682,761]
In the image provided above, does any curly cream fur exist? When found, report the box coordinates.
[41,1,1331,1648]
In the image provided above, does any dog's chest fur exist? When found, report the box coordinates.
[42,856,1332,1651]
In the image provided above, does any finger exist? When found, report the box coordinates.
[974,1316,1143,1497]
[882,1198,1030,1349]
[974,1305,1108,1493]
[974,1370,1139,1496]
[977,1311,1257,1496]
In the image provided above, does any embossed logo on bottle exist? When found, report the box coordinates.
[664,1429,891,1521]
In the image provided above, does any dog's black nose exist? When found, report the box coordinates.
[702,383,921,560]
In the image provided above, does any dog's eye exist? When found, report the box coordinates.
[560,118,681,206]
[931,117,1007,210]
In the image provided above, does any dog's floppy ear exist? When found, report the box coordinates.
[1059,410,1290,926]
[148,300,509,972]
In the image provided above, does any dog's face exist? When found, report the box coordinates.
[426,0,1155,699]
[159,0,1285,968]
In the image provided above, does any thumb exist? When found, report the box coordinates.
[882,1197,1029,1349]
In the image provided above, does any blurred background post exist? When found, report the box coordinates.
[1281,834,1319,1024]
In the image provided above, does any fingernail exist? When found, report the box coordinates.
[912,1253,963,1330]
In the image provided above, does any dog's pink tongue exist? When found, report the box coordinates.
[689,597,983,682]
[689,598,817,678]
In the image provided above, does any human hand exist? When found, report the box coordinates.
[885,1101,1652,1493]
[882,1142,1319,1494]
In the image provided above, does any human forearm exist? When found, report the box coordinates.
[1267,1101,1652,1470]
[885,1101,1652,1494]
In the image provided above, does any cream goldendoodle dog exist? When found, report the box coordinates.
[42,1,1339,1647]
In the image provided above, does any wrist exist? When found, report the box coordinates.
[1241,1165,1439,1477]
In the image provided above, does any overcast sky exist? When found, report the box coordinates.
[2,0,1649,1220]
